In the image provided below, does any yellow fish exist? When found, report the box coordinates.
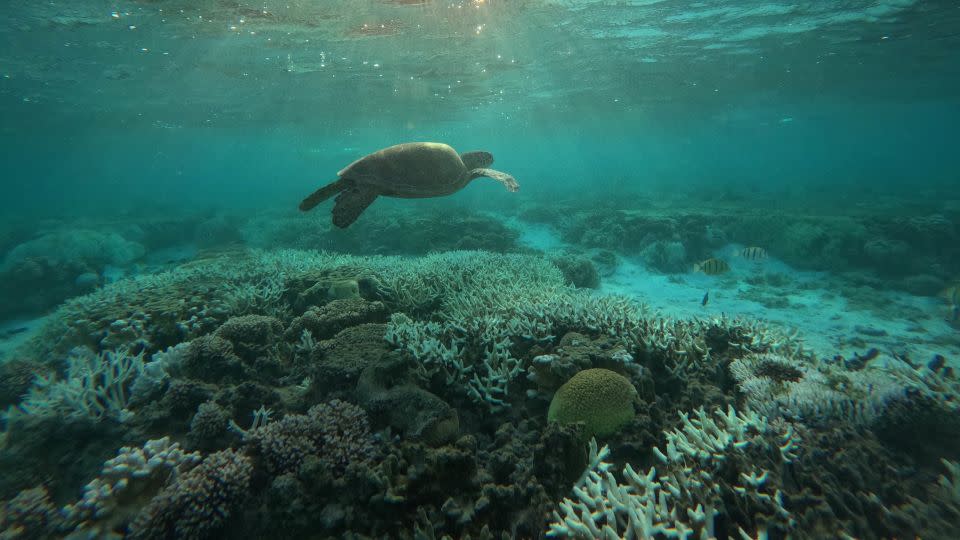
[693,258,730,275]
[738,246,768,260]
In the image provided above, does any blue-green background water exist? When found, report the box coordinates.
[2,0,959,216]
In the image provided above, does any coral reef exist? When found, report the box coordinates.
[548,406,796,538]
[241,207,520,255]
[0,229,145,319]
[1,248,958,539]
[517,200,959,294]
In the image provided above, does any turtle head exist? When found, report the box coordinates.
[460,151,493,170]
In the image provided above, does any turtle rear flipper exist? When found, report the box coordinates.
[299,179,348,211]
[332,187,379,228]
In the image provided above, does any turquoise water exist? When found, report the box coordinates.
[1,1,959,538]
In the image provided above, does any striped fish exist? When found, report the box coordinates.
[739,246,768,260]
[693,258,730,275]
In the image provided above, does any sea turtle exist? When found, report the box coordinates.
[298,142,519,228]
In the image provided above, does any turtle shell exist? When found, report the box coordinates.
[338,142,469,198]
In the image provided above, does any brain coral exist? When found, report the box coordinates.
[547,368,638,439]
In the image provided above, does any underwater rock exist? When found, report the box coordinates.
[285,267,383,312]
[0,257,88,319]
[0,229,145,318]
[132,378,216,434]
[855,324,888,338]
[310,323,393,393]
[180,335,244,382]
[74,271,100,291]
[883,213,956,251]
[737,287,791,309]
[527,332,642,396]
[786,423,944,539]
[549,253,600,289]
[639,239,687,273]
[0,359,47,409]
[532,422,587,500]
[187,401,231,452]
[898,273,946,296]
[703,223,729,247]
[590,248,619,277]
[215,382,281,425]
[547,368,639,440]
[0,413,126,502]
[365,384,460,447]
[3,229,144,271]
[194,215,242,248]
[863,237,912,274]
[214,314,283,362]
[357,350,460,446]
[327,279,360,300]
[874,393,960,466]
[517,203,568,224]
[285,298,389,342]
[159,379,215,418]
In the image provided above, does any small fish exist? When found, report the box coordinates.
[738,246,768,260]
[693,258,730,275]
[701,291,709,306]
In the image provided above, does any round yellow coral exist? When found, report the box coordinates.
[547,368,638,439]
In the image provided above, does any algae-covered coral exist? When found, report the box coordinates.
[0,248,958,539]
[547,368,638,440]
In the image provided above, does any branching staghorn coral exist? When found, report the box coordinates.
[878,358,960,412]
[383,251,820,411]
[17,348,144,423]
[547,406,798,539]
[730,352,908,425]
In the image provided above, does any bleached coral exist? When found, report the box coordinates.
[17,348,144,423]
[878,359,960,412]
[383,252,815,412]
[730,352,946,426]
[127,343,190,402]
[547,406,797,539]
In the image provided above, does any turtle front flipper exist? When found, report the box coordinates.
[300,178,348,211]
[469,168,519,192]
[332,187,379,228]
